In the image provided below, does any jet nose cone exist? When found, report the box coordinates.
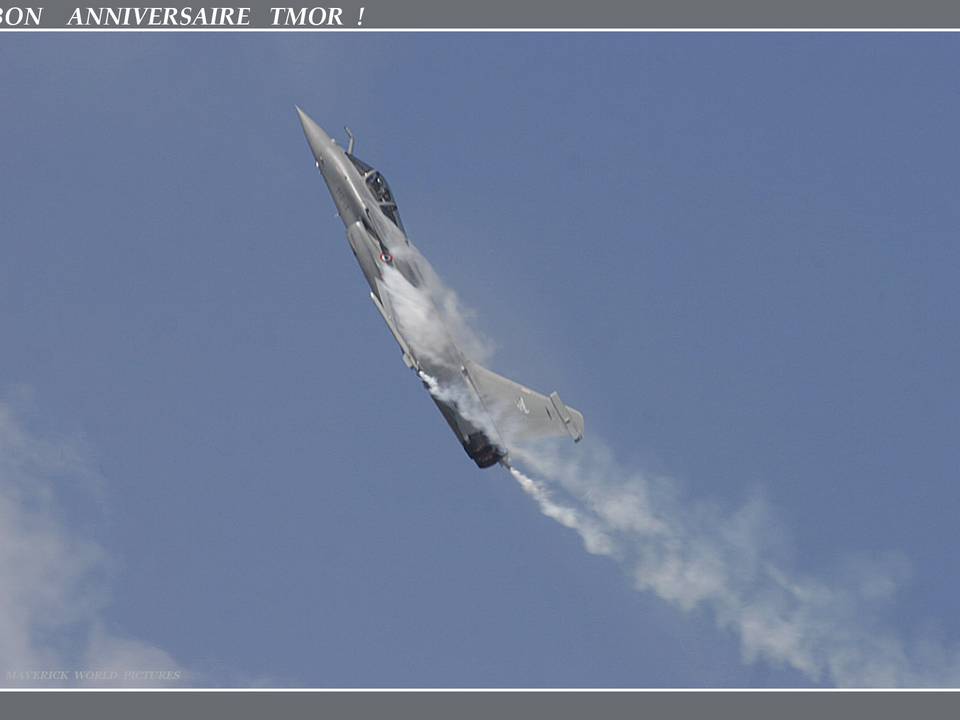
[295,106,335,160]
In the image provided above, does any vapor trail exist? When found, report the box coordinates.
[507,440,960,687]
[506,463,616,557]
[378,246,960,688]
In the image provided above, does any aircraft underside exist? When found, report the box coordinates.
[428,393,506,468]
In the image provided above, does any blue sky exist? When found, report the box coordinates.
[1,33,959,687]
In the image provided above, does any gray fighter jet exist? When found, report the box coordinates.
[296,107,584,468]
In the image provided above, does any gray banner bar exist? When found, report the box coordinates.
[2,1,960,29]
[3,691,960,720]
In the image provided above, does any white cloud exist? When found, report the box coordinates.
[0,397,184,687]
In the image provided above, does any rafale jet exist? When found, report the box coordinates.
[296,107,584,468]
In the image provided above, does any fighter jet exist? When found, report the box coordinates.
[296,107,584,468]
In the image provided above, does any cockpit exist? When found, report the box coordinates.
[347,153,405,233]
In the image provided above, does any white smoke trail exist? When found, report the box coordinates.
[506,440,960,687]
[506,464,616,557]
[376,243,960,687]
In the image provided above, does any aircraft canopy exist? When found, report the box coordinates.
[347,153,405,232]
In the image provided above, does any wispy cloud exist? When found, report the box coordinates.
[0,395,184,687]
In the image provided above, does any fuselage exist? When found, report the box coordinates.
[297,108,505,468]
